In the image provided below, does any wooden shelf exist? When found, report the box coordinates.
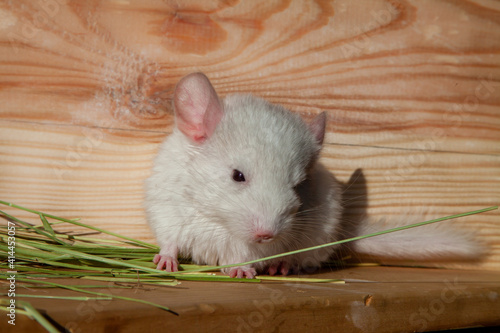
[3,267,500,332]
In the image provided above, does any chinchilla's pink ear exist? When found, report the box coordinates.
[173,72,223,143]
[308,112,326,145]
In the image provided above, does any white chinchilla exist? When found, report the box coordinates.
[145,73,484,278]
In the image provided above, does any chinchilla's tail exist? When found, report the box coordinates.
[350,215,486,264]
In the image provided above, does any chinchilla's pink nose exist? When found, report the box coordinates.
[253,231,275,243]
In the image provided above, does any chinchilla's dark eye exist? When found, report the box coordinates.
[232,169,246,182]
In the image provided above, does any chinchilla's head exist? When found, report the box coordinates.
[173,73,326,247]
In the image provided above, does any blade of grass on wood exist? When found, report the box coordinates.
[0,209,69,245]
[0,200,157,249]
[39,213,56,237]
[12,276,179,316]
[4,294,113,301]
[21,301,60,333]
[11,238,175,276]
[180,206,499,273]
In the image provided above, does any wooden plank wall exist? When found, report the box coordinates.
[0,0,499,270]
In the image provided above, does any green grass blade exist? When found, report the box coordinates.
[180,206,499,273]
[14,238,172,275]
[0,209,68,245]
[256,276,345,283]
[81,276,179,286]
[0,200,157,249]
[39,213,56,236]
[5,294,113,301]
[21,301,60,333]
[13,277,179,315]
[0,306,31,318]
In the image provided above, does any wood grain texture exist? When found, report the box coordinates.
[0,0,499,271]
[1,267,500,332]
